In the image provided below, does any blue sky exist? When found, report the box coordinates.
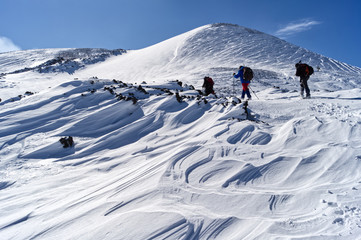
[1,0,360,67]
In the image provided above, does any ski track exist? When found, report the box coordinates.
[0,23,361,239]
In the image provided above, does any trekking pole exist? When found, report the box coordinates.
[249,86,259,100]
[232,77,235,96]
[232,73,237,97]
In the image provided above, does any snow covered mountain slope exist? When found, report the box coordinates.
[0,23,361,239]
[77,23,361,92]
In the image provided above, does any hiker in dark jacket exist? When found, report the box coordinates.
[202,76,215,96]
[233,66,251,100]
[295,61,313,99]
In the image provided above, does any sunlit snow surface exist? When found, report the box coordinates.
[1,24,361,239]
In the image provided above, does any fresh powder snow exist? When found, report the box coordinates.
[0,23,361,239]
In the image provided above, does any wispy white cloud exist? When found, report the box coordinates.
[275,19,321,38]
[0,36,21,53]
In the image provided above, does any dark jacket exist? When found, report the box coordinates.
[203,77,214,95]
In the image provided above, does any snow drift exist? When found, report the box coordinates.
[0,23,361,239]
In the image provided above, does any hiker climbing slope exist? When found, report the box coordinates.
[295,61,314,99]
[202,76,215,96]
[233,66,253,100]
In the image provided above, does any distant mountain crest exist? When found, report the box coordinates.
[0,48,126,75]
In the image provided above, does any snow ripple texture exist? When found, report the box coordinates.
[0,23,361,239]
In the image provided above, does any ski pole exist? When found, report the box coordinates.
[249,86,259,100]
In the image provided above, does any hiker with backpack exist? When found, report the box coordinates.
[233,66,253,100]
[202,76,215,96]
[295,61,314,99]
